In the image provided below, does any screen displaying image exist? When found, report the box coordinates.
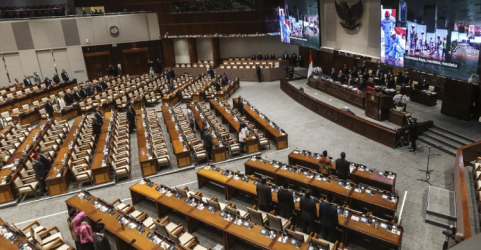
[381,9,405,66]
[279,0,320,49]
[381,0,481,81]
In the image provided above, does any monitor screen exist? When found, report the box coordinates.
[381,0,481,81]
[278,0,320,49]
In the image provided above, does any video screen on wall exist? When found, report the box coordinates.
[278,0,320,49]
[381,0,481,81]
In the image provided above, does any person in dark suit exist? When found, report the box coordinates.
[283,51,289,61]
[94,108,103,126]
[208,67,215,79]
[53,73,60,84]
[108,65,115,76]
[155,58,163,73]
[101,80,108,91]
[257,52,263,60]
[319,194,339,242]
[166,70,172,83]
[93,223,110,250]
[277,181,294,218]
[79,86,88,99]
[92,117,102,139]
[408,117,418,152]
[95,83,103,93]
[404,71,411,86]
[396,72,405,86]
[44,100,54,118]
[300,190,317,234]
[255,64,262,82]
[375,65,382,79]
[387,75,396,89]
[349,76,357,87]
[289,67,294,79]
[215,81,221,91]
[87,84,95,96]
[64,93,73,106]
[256,177,272,212]
[358,77,367,91]
[169,68,176,79]
[127,105,136,133]
[168,83,174,93]
[342,64,349,75]
[36,148,51,170]
[33,153,48,196]
[330,68,338,81]
[73,91,82,101]
[203,127,213,160]
[298,54,303,67]
[361,63,367,75]
[23,75,32,87]
[422,80,430,90]
[263,53,269,60]
[251,53,256,60]
[61,69,69,81]
[237,97,244,116]
[335,152,350,180]
[351,67,358,79]
[221,74,228,86]
[270,52,276,60]
[291,53,298,66]
[362,70,370,81]
[44,77,52,88]
[339,70,347,84]
[113,65,119,76]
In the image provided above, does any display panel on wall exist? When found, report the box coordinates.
[381,0,481,81]
[278,0,320,49]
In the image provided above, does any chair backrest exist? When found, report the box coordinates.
[168,232,180,245]
[155,221,169,237]
[266,213,283,232]
[14,177,23,188]
[247,207,264,226]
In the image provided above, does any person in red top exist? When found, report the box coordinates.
[319,150,332,175]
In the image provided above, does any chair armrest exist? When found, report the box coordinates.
[21,221,40,231]
[38,226,60,238]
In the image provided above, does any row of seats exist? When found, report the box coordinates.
[142,108,171,167]
[108,111,132,182]
[474,158,481,215]
[14,120,69,201]
[219,98,270,149]
[182,75,215,100]
[219,64,275,69]
[18,220,73,250]
[175,63,213,68]
[67,117,96,188]
[167,105,205,164]
[191,102,241,158]
[0,124,32,162]
[111,194,210,250]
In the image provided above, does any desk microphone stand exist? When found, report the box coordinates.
[417,146,440,186]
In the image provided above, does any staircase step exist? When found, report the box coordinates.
[427,129,473,147]
[423,132,463,150]
[418,137,457,156]
[431,126,476,144]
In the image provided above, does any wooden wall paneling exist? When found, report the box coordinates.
[188,38,198,64]
[161,39,176,68]
[441,79,474,120]
[212,37,220,68]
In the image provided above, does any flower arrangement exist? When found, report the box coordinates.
[393,94,410,107]
[311,67,322,77]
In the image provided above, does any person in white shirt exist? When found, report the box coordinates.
[239,123,248,153]
[187,107,195,130]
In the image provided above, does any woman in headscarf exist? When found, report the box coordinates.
[73,211,94,250]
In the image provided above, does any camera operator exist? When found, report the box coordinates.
[407,117,418,152]
[442,232,464,249]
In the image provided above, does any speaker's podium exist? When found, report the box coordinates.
[365,92,395,121]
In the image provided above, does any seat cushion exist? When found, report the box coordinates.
[42,232,64,247]
[130,210,142,218]
[179,232,194,245]
[165,222,178,233]
[193,244,209,250]
[19,182,38,193]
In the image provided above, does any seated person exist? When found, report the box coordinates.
[422,80,430,90]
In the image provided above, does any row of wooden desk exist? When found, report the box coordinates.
[161,105,193,168]
[195,166,403,249]
[45,117,84,196]
[215,79,240,101]
[0,217,39,250]
[66,192,176,250]
[91,112,113,185]
[136,108,161,177]
[0,80,77,114]
[243,158,398,220]
[401,86,438,107]
[233,98,288,150]
[129,181,320,250]
[0,120,51,204]
[208,98,260,154]
[287,150,396,192]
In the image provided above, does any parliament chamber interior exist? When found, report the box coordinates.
[0,0,481,250]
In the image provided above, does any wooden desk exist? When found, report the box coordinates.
[307,78,365,109]
[216,80,240,101]
[53,105,81,121]
[288,151,321,171]
[224,222,277,250]
[209,99,260,154]
[365,92,395,121]
[233,98,288,150]
[91,112,112,184]
[401,86,438,107]
[136,109,158,177]
[196,167,232,189]
[0,120,50,204]
[344,214,402,250]
[349,189,398,219]
[161,105,193,168]
[0,218,38,250]
[45,117,83,196]
[188,103,227,163]
[65,193,167,250]
[350,168,396,192]
[388,109,408,127]
[11,109,41,125]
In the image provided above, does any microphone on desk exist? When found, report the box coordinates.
[129,239,136,245]
[96,219,102,223]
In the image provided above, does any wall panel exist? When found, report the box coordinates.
[174,39,190,63]
[28,20,50,49]
[36,50,56,79]
[196,38,213,61]
[0,23,17,52]
[219,36,298,59]
[4,53,25,82]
